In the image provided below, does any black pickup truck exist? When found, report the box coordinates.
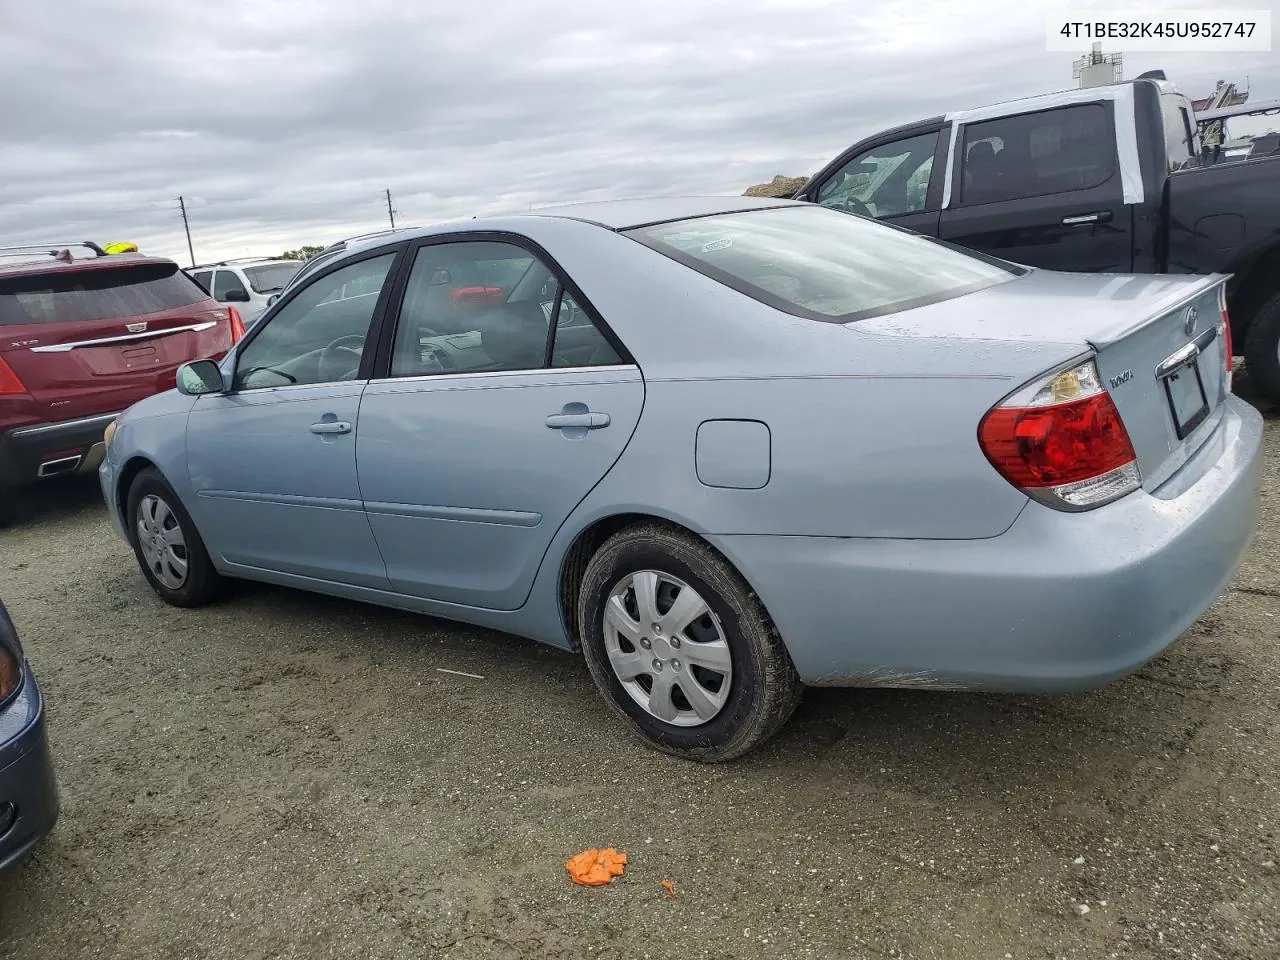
[794,76,1280,404]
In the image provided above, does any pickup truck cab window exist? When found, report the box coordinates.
[815,131,939,219]
[959,104,1115,206]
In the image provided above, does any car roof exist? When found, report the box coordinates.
[0,252,177,280]
[189,258,301,271]
[348,197,802,255]
[512,195,799,230]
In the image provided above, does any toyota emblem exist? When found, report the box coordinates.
[1183,306,1198,337]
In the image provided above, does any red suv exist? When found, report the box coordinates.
[0,243,245,527]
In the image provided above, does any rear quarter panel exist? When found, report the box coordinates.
[580,372,1032,539]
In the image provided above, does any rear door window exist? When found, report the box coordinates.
[550,290,622,367]
[0,262,209,325]
[387,241,624,376]
[389,241,550,376]
[958,104,1115,205]
[190,270,212,293]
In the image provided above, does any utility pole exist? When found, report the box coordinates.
[177,196,196,267]
[384,188,396,230]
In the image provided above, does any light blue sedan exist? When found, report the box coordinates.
[99,197,1261,760]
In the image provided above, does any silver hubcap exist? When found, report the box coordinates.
[136,494,188,590]
[603,570,732,727]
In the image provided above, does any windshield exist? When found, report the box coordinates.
[243,262,302,295]
[626,205,1021,322]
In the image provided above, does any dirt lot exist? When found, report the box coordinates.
[1,388,1278,960]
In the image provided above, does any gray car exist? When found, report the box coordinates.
[98,197,1261,761]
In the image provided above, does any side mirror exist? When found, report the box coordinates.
[222,287,251,303]
[176,360,226,396]
[267,293,280,307]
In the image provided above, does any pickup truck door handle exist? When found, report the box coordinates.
[1061,211,1113,226]
[309,420,352,435]
[545,412,611,430]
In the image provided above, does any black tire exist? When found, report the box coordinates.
[1243,291,1280,408]
[126,467,223,607]
[577,522,803,762]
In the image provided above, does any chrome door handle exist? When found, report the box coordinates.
[545,412,610,429]
[309,420,352,435]
[1061,211,1112,225]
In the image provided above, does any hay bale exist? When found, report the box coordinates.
[743,175,809,198]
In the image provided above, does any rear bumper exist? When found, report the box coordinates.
[0,410,120,488]
[709,395,1263,692]
[0,669,59,872]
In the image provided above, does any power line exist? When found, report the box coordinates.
[177,196,196,268]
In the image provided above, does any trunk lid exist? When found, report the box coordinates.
[0,259,232,424]
[855,269,1232,491]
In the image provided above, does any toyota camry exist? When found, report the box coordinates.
[99,197,1261,761]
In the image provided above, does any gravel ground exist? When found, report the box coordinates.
[1,384,1278,960]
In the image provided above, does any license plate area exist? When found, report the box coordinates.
[1160,358,1210,440]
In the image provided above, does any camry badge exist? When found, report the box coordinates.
[1183,306,1198,337]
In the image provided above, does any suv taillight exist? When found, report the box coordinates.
[978,358,1141,511]
[1219,285,1233,391]
[0,355,26,396]
[228,306,247,343]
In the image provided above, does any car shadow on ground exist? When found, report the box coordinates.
[218,569,1242,810]
[3,475,106,532]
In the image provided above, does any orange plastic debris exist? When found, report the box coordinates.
[566,847,628,886]
[660,880,676,899]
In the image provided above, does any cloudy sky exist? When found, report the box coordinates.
[1,0,1276,264]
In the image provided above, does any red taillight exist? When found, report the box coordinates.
[228,306,247,343]
[978,358,1141,510]
[1219,286,1233,388]
[0,355,26,396]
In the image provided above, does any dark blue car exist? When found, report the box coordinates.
[0,599,57,870]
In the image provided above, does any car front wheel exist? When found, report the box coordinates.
[126,468,223,607]
[577,523,803,762]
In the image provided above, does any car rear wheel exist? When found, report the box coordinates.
[577,523,803,762]
[1244,291,1280,408]
[126,468,222,607]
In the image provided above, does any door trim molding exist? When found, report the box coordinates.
[364,500,543,527]
[195,489,365,512]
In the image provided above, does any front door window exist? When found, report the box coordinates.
[816,131,939,218]
[233,253,396,390]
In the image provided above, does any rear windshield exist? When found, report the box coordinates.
[243,262,301,295]
[625,206,1021,322]
[0,261,209,326]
